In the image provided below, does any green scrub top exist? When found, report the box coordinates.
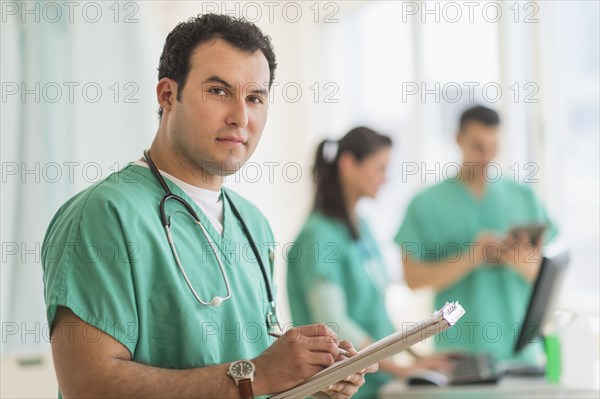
[394,178,558,363]
[287,211,396,399]
[42,164,276,386]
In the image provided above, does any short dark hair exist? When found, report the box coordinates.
[313,127,393,240]
[157,13,277,118]
[459,105,500,132]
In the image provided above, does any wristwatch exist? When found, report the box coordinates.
[227,359,256,399]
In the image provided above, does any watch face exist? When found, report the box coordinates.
[229,360,255,379]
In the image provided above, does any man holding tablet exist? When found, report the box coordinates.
[395,105,558,364]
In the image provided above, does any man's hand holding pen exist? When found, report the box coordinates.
[254,324,377,398]
[268,331,351,358]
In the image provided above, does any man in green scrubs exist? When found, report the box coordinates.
[395,106,557,363]
[42,14,374,398]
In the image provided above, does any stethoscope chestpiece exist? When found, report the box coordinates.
[210,296,224,307]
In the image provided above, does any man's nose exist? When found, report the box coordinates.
[226,98,249,128]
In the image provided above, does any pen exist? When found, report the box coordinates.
[268,332,351,357]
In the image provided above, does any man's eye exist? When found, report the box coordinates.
[209,87,227,96]
[247,95,264,104]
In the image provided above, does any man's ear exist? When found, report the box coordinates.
[156,78,177,114]
[456,131,463,147]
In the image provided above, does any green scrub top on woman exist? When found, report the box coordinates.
[287,211,395,399]
[42,164,276,372]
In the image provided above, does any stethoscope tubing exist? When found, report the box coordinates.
[142,150,277,317]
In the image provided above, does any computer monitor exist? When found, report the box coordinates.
[514,247,570,353]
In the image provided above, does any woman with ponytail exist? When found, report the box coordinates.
[287,127,452,398]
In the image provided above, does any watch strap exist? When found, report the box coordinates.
[238,378,254,399]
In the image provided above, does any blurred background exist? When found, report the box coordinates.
[1,1,598,396]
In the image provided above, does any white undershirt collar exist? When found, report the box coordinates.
[134,160,224,235]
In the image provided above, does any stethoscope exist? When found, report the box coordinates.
[143,150,282,334]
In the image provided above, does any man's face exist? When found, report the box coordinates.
[457,121,499,171]
[163,38,270,177]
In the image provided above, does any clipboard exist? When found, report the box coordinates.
[270,302,465,399]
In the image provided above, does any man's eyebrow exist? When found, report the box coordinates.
[248,86,268,96]
[204,75,268,95]
[204,75,233,89]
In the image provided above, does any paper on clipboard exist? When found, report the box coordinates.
[269,302,465,399]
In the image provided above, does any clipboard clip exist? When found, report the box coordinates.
[436,301,466,326]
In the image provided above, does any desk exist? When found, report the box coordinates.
[379,376,600,399]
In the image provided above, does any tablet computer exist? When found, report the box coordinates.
[507,224,547,245]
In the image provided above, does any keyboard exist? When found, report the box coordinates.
[449,353,503,385]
